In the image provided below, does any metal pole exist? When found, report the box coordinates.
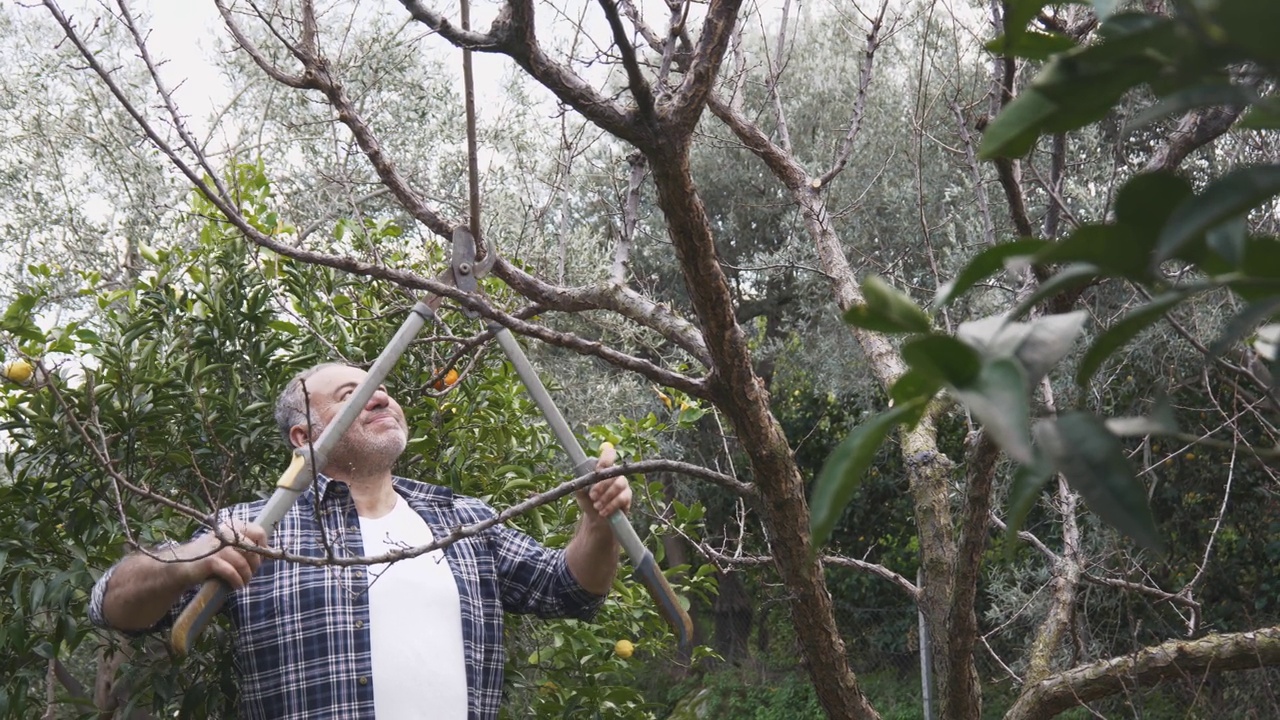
[918,567,935,720]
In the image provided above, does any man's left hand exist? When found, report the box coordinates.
[583,442,631,518]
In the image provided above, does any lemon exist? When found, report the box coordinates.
[614,639,634,659]
[3,359,33,384]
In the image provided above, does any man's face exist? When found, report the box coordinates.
[294,364,409,467]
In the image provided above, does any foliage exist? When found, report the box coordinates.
[813,0,1280,555]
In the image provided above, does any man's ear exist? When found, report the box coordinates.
[289,425,309,449]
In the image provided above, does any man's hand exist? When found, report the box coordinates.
[179,520,268,589]
[99,519,268,632]
[582,442,632,519]
[567,442,630,594]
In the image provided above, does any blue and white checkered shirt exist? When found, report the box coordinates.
[89,474,604,719]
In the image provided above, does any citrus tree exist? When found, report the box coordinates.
[0,165,708,718]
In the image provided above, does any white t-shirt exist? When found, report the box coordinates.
[360,496,468,719]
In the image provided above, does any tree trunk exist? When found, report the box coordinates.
[646,140,880,720]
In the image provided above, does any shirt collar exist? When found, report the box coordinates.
[309,472,454,507]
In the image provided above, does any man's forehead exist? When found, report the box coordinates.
[304,364,367,394]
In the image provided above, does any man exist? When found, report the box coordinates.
[89,362,631,719]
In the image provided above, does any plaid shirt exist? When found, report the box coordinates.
[89,474,604,719]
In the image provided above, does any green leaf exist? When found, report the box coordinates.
[889,369,940,431]
[1240,96,1280,130]
[958,311,1088,385]
[1124,84,1257,133]
[810,399,927,550]
[842,276,932,334]
[1009,263,1099,319]
[1039,412,1163,552]
[1206,215,1248,268]
[988,0,1058,55]
[937,239,1049,306]
[1157,166,1280,264]
[979,89,1056,159]
[1004,449,1054,554]
[1077,291,1188,387]
[985,30,1077,60]
[1104,396,1179,437]
[953,359,1035,464]
[1115,172,1194,257]
[1210,0,1280,66]
[890,368,940,407]
[901,335,982,387]
[1209,297,1280,358]
[1035,224,1150,281]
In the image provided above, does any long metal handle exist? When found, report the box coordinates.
[492,327,694,656]
[170,299,436,655]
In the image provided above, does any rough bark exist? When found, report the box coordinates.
[646,142,878,720]
[1006,627,1280,719]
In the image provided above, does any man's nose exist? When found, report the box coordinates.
[366,388,390,410]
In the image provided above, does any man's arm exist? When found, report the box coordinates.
[564,444,632,596]
[95,521,266,632]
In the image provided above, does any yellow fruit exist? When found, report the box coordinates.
[614,639,634,659]
[1184,453,1196,461]
[538,681,558,696]
[3,359,33,384]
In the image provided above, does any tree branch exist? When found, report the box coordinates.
[400,0,643,144]
[696,546,919,600]
[1006,627,1280,719]
[213,0,309,88]
[612,152,646,285]
[662,0,744,135]
[597,0,656,122]
[817,0,890,187]
[763,0,795,155]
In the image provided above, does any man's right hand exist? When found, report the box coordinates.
[177,520,268,589]
[98,520,268,632]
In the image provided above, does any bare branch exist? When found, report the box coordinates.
[496,258,712,367]
[295,47,455,238]
[396,0,497,48]
[213,0,308,87]
[612,152,647,284]
[399,0,642,143]
[656,0,691,89]
[663,0,744,134]
[695,545,920,600]
[1144,105,1242,173]
[817,0,890,187]
[1007,627,1280,719]
[763,0,795,155]
[597,0,657,121]
[1042,133,1067,238]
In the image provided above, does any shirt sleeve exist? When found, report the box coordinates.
[474,502,605,620]
[88,542,200,636]
[88,505,249,635]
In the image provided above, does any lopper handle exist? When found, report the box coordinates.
[170,579,230,656]
[492,326,694,656]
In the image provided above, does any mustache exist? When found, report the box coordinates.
[363,410,403,425]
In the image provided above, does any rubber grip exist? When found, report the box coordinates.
[632,551,694,657]
[170,578,230,656]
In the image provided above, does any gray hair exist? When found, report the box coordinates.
[274,362,347,448]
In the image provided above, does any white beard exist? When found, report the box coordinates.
[308,416,408,475]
